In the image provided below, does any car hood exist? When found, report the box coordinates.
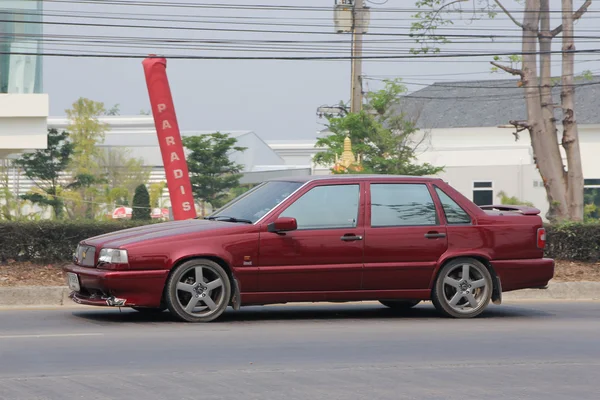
[82,219,245,248]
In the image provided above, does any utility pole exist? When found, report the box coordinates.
[350,0,365,113]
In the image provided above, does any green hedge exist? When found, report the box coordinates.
[0,221,599,264]
[545,223,600,262]
[0,220,156,264]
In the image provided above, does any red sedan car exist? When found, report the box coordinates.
[63,175,554,322]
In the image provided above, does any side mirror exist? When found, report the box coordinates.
[267,217,298,233]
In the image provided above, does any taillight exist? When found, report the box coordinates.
[537,228,546,249]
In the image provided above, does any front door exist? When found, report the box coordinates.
[362,182,448,291]
[258,182,365,292]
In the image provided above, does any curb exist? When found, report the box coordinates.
[0,282,599,308]
[0,286,72,307]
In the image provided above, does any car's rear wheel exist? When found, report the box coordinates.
[379,300,420,310]
[432,258,493,319]
[165,259,231,322]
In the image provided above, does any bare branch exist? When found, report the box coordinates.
[508,120,531,141]
[509,120,531,129]
[551,0,591,37]
[493,0,523,28]
[490,61,524,77]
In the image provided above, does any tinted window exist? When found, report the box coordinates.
[211,181,303,223]
[280,184,359,230]
[435,187,472,224]
[370,184,437,227]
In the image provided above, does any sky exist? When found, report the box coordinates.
[39,0,600,140]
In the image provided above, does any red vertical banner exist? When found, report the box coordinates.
[142,56,197,220]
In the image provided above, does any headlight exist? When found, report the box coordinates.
[98,248,129,264]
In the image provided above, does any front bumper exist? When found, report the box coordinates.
[63,264,169,308]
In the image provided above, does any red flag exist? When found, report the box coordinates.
[142,56,197,220]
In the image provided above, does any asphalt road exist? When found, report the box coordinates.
[0,301,599,400]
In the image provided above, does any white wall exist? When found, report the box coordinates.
[434,164,549,217]
[267,124,600,220]
[0,94,49,157]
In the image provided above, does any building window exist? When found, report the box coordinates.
[584,179,600,220]
[0,1,43,94]
[472,181,493,206]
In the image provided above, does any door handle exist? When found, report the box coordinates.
[341,235,363,242]
[424,232,446,239]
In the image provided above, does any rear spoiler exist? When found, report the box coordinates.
[479,204,541,216]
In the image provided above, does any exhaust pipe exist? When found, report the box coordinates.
[106,296,127,307]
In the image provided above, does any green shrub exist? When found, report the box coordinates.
[0,220,156,263]
[131,184,151,221]
[544,223,600,262]
[1,220,598,264]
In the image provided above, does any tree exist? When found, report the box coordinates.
[64,98,109,219]
[96,147,151,205]
[410,0,592,222]
[13,128,74,219]
[182,133,246,212]
[314,79,443,176]
[0,159,20,220]
[149,181,167,208]
[131,184,151,220]
[66,173,108,220]
[65,97,108,175]
[105,104,120,116]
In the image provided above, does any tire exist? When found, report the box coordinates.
[379,300,420,310]
[432,257,493,319]
[131,306,166,313]
[165,259,232,323]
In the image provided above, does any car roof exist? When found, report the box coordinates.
[268,174,443,183]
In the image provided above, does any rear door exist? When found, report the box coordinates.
[257,181,365,292]
[362,181,448,290]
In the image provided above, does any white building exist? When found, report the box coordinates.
[0,1,49,159]
[268,78,600,219]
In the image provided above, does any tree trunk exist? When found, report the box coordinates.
[560,0,584,221]
[521,0,569,221]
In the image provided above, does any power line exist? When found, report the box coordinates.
[3,46,600,60]
[38,0,600,14]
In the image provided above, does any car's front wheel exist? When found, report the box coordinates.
[165,259,232,322]
[432,258,493,318]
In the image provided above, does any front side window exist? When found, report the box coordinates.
[370,183,438,227]
[211,181,303,223]
[435,187,472,224]
[280,184,360,230]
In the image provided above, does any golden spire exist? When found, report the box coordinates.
[332,134,362,173]
[339,136,356,168]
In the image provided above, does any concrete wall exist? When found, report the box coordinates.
[0,93,48,158]
[267,124,600,221]
[434,164,548,217]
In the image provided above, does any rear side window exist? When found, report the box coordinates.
[435,187,472,225]
[370,183,438,227]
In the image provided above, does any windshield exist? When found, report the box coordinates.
[210,181,304,223]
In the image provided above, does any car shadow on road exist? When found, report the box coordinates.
[69,302,554,325]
